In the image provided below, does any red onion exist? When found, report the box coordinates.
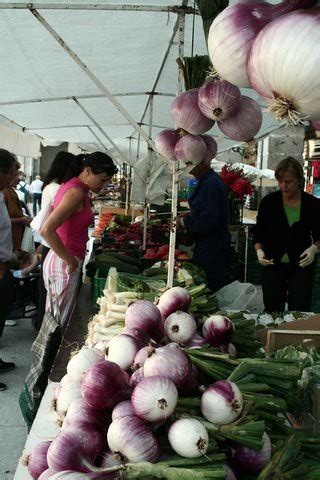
[217,96,262,142]
[47,427,104,473]
[143,343,191,387]
[231,432,271,473]
[164,311,196,345]
[112,401,135,421]
[132,375,178,422]
[125,300,164,342]
[174,134,207,166]
[155,129,180,162]
[26,441,51,479]
[81,360,131,411]
[67,347,104,381]
[198,78,241,121]
[129,366,144,388]
[171,89,215,134]
[133,345,150,370]
[107,416,160,463]
[157,286,191,320]
[107,334,139,370]
[62,399,107,432]
[168,418,209,458]
[201,135,218,164]
[38,470,56,480]
[184,332,209,349]
[202,315,235,348]
[247,10,320,123]
[121,326,150,348]
[201,380,243,425]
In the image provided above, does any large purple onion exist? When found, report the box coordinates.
[62,398,107,433]
[26,441,51,479]
[143,343,191,387]
[174,134,207,166]
[201,135,218,164]
[155,129,180,161]
[202,315,235,348]
[171,89,215,134]
[81,360,131,411]
[198,78,241,121]
[218,96,262,142]
[157,286,191,320]
[125,300,164,342]
[231,432,271,474]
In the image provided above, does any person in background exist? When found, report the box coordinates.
[0,149,18,391]
[253,157,320,312]
[30,175,43,216]
[3,170,31,250]
[15,181,31,217]
[17,171,30,205]
[41,152,117,327]
[30,151,76,330]
[178,157,230,293]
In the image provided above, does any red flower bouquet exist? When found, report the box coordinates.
[220,164,254,199]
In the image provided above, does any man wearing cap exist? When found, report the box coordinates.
[179,158,230,293]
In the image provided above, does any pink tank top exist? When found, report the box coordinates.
[54,177,94,259]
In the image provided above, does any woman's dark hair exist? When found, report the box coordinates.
[0,149,17,174]
[42,151,76,190]
[63,151,118,182]
[275,156,305,190]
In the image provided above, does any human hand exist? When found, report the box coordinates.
[299,244,318,268]
[66,256,79,275]
[22,216,32,226]
[257,248,274,266]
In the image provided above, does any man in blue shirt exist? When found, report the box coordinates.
[179,159,230,292]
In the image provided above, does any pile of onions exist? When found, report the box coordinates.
[81,360,131,411]
[202,315,235,348]
[168,418,209,458]
[164,311,197,344]
[155,129,180,161]
[247,9,320,123]
[107,416,160,463]
[107,333,139,370]
[208,0,317,88]
[67,347,104,381]
[25,440,51,479]
[171,89,215,134]
[144,343,191,388]
[174,134,207,165]
[201,380,243,425]
[231,432,272,474]
[217,96,262,142]
[157,286,191,320]
[131,375,178,422]
[198,78,241,121]
[125,300,163,342]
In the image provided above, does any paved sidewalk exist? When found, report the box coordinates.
[0,318,36,480]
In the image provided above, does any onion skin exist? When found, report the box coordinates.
[129,366,144,388]
[218,96,262,142]
[107,416,160,463]
[133,345,150,370]
[125,301,164,342]
[201,380,243,425]
[171,89,215,135]
[202,315,235,348]
[174,134,207,166]
[81,360,131,411]
[62,399,108,432]
[201,135,218,164]
[198,79,241,121]
[158,286,191,320]
[155,129,180,161]
[231,432,271,474]
[247,10,320,122]
[26,441,51,479]
[144,343,191,388]
[67,347,104,381]
[112,400,136,421]
[107,334,139,370]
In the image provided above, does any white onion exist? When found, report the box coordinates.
[132,375,178,423]
[107,333,139,370]
[247,10,320,123]
[158,286,191,320]
[168,418,209,458]
[155,129,180,161]
[164,311,196,344]
[171,89,215,134]
[198,78,241,121]
[143,343,191,387]
[56,379,83,416]
[174,134,207,166]
[217,96,262,142]
[201,380,243,425]
[67,347,104,381]
[107,416,160,463]
[202,315,235,348]
[201,135,218,164]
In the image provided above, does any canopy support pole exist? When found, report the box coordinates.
[167,11,185,288]
[142,94,154,251]
[29,7,155,150]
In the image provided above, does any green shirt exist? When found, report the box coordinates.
[281,203,301,263]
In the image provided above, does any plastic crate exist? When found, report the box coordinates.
[93,267,110,306]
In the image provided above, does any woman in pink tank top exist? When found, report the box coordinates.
[41,152,117,326]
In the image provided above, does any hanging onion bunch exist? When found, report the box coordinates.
[208,0,317,88]
[171,89,215,135]
[198,78,241,121]
[217,96,262,142]
[155,129,180,162]
[247,9,320,123]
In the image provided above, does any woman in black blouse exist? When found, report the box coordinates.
[253,157,320,312]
